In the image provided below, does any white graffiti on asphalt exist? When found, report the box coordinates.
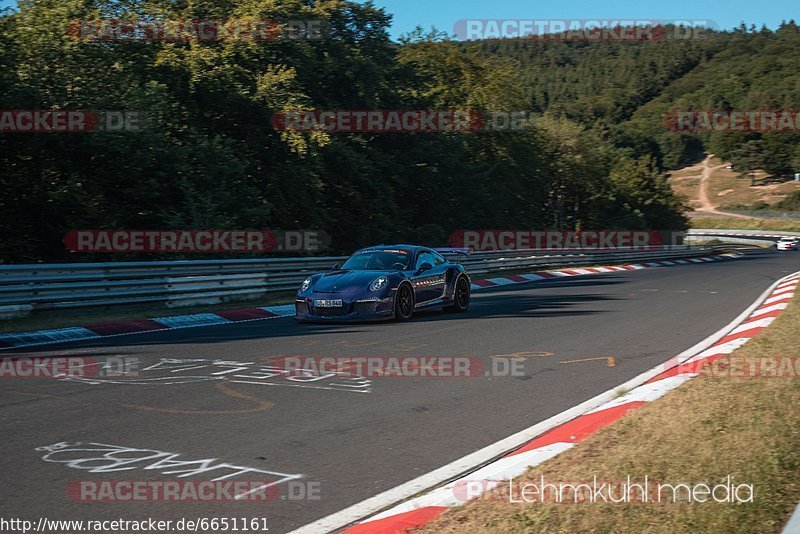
[35,441,303,500]
[64,358,372,393]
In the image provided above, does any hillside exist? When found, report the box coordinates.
[470,22,800,173]
[669,155,800,218]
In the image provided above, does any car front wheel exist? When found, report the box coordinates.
[394,284,414,321]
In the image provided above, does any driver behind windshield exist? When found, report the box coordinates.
[342,250,410,271]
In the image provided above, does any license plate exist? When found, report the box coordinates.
[314,299,343,308]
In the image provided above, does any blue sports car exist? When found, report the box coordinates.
[295,245,471,321]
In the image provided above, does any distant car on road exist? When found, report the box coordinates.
[776,237,799,251]
[295,245,471,322]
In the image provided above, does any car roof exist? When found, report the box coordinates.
[357,245,427,253]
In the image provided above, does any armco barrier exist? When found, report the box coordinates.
[687,228,800,248]
[688,228,800,239]
[0,244,745,317]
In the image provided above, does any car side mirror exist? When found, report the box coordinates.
[331,263,340,271]
[417,262,433,273]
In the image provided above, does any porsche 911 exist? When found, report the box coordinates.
[295,245,471,321]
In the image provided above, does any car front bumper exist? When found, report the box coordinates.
[294,296,395,321]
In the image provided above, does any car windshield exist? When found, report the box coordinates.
[341,250,411,271]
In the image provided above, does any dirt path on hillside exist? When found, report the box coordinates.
[692,155,757,219]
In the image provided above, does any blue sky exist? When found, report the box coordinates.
[370,0,796,39]
[1,0,796,39]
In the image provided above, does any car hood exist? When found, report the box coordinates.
[312,270,395,293]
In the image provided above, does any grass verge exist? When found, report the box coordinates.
[423,287,800,533]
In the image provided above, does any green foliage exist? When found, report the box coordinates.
[472,23,799,175]
[622,22,800,173]
[0,3,713,262]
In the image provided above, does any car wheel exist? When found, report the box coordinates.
[444,275,470,313]
[394,284,414,321]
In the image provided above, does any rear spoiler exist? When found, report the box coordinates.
[433,247,471,256]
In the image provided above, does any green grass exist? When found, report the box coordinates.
[425,290,800,534]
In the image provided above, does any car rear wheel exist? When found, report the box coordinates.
[444,276,470,313]
[394,284,414,321]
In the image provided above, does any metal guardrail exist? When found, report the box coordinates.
[688,229,800,238]
[714,210,800,220]
[687,228,800,247]
[686,236,776,247]
[0,245,739,317]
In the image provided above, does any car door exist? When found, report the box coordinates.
[412,250,447,304]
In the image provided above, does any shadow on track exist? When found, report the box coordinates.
[7,276,627,352]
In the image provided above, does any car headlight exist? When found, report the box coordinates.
[369,276,388,292]
[300,277,313,292]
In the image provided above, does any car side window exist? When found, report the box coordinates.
[415,251,435,270]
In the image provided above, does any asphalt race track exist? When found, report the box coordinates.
[2,249,799,533]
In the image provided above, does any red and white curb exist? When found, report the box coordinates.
[0,304,296,350]
[290,268,799,534]
[0,253,741,351]
[468,253,739,291]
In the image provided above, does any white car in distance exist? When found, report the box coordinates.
[776,237,799,251]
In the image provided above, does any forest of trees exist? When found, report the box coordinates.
[473,21,800,173]
[1,0,798,262]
